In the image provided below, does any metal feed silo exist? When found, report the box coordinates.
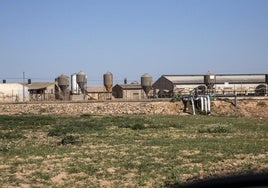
[141,73,152,97]
[76,71,87,92]
[204,71,215,90]
[103,72,113,92]
[57,74,69,92]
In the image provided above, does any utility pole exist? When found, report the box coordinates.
[23,72,25,102]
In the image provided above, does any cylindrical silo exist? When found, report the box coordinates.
[76,71,87,92]
[57,74,69,92]
[103,72,113,92]
[71,73,79,94]
[204,71,215,90]
[141,73,152,97]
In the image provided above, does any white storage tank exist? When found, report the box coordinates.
[71,73,79,94]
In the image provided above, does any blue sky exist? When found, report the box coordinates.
[0,0,267,84]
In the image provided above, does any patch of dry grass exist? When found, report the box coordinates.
[0,114,267,187]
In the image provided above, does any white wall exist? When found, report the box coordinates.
[0,83,29,102]
[174,83,266,95]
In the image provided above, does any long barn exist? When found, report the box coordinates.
[153,73,268,97]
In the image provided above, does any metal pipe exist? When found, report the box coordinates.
[207,95,211,113]
[190,96,195,115]
[204,97,207,113]
[200,96,204,111]
[234,95,237,107]
[23,72,25,102]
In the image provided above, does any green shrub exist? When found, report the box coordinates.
[80,114,92,118]
[198,124,231,133]
[47,126,70,136]
[170,94,182,102]
[0,146,10,152]
[61,135,79,145]
[0,132,26,139]
[131,123,146,130]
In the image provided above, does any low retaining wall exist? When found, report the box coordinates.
[0,102,183,115]
[0,100,267,117]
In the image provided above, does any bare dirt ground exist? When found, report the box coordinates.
[212,99,268,118]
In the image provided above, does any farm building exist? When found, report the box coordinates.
[112,83,147,100]
[0,81,56,102]
[0,83,29,102]
[153,75,204,97]
[86,86,110,100]
[153,74,268,97]
[214,74,266,96]
[26,82,55,101]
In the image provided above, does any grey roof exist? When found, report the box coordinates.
[163,75,204,84]
[25,82,55,90]
[162,74,266,85]
[115,84,142,90]
[215,74,265,84]
[86,86,107,93]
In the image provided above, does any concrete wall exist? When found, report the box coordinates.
[214,83,267,95]
[112,85,146,100]
[122,89,146,100]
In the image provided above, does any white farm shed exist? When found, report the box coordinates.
[152,74,268,97]
[0,83,29,102]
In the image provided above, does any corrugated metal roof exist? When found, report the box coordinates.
[86,86,107,93]
[162,74,266,85]
[163,75,204,84]
[116,84,142,90]
[25,82,55,90]
[215,74,265,84]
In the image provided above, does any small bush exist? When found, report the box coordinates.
[0,146,10,152]
[170,94,182,102]
[47,124,75,137]
[131,123,146,130]
[170,123,183,129]
[47,127,66,136]
[198,124,231,133]
[61,135,79,145]
[0,132,26,140]
[80,114,92,118]
[119,123,146,130]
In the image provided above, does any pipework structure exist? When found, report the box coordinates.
[182,95,211,115]
[182,93,238,115]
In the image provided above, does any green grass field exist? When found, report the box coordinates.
[0,114,267,187]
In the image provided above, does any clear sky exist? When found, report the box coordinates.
[0,0,267,84]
